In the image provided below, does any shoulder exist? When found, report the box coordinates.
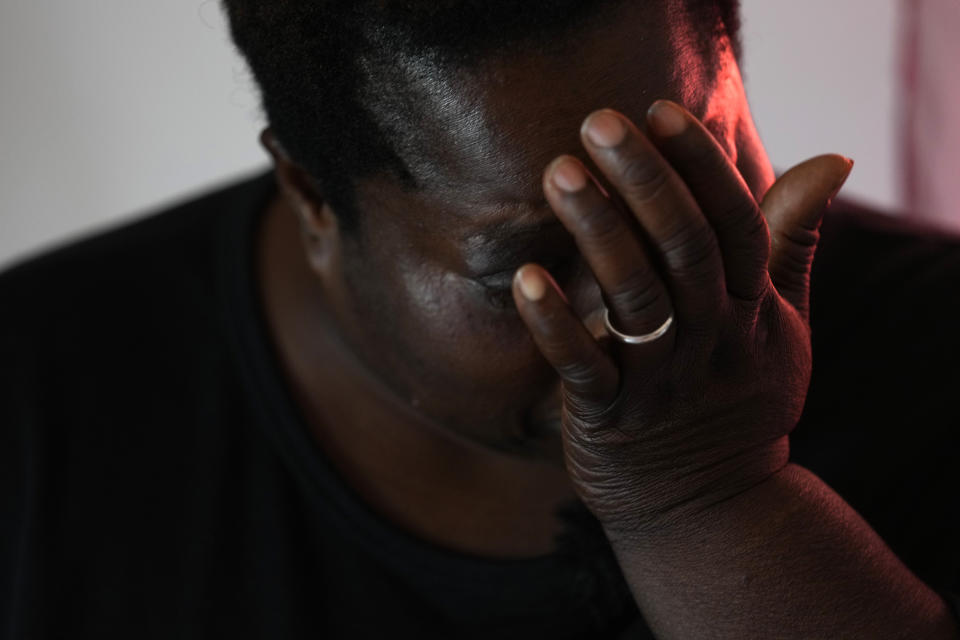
[0,170,275,427]
[0,167,275,503]
[799,199,960,592]
[811,198,960,349]
[0,170,274,353]
[0,170,275,305]
[0,172,278,622]
[806,197,960,419]
[813,199,960,304]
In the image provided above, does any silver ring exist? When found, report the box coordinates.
[602,308,674,345]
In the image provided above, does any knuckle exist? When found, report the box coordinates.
[719,202,768,241]
[574,201,623,241]
[776,225,820,250]
[719,204,771,265]
[771,247,812,280]
[771,228,820,278]
[605,269,665,318]
[661,221,720,274]
[556,357,606,391]
[618,156,670,203]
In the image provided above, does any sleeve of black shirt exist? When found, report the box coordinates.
[797,201,960,622]
[0,268,43,638]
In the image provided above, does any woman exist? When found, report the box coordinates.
[2,0,958,637]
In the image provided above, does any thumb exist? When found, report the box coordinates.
[760,154,854,322]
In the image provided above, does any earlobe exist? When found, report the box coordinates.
[260,127,341,273]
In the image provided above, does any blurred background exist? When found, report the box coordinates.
[1,0,958,269]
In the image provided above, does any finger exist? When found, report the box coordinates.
[513,263,619,409]
[646,100,771,304]
[580,109,726,331]
[760,154,854,321]
[542,155,675,344]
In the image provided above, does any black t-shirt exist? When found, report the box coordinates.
[1,171,958,638]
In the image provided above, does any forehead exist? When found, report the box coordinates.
[358,0,714,231]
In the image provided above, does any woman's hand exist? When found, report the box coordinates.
[512,100,853,541]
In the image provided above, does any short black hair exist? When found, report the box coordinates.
[224,0,741,231]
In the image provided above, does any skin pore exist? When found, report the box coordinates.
[256,0,774,558]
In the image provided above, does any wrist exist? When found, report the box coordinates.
[597,436,791,548]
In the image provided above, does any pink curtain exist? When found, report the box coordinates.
[901,0,960,231]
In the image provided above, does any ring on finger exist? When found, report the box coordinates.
[602,308,674,345]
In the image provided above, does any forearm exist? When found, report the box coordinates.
[609,463,959,639]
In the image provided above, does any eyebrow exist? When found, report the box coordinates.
[471,213,563,242]
[462,212,574,274]
[456,193,557,237]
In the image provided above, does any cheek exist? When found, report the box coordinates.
[395,267,548,384]
[346,254,556,412]
[340,220,558,414]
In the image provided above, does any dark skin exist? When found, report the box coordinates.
[257,1,959,637]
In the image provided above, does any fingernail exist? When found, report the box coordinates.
[647,100,688,137]
[831,156,855,196]
[583,111,626,148]
[550,158,587,192]
[516,265,546,302]
[584,308,607,341]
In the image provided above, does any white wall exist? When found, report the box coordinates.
[0,1,267,270]
[0,1,901,269]
[902,0,960,230]
[740,0,900,213]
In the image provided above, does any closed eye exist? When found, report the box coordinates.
[475,256,582,310]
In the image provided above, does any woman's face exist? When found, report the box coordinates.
[320,2,761,452]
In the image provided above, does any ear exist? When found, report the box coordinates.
[260,128,341,274]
